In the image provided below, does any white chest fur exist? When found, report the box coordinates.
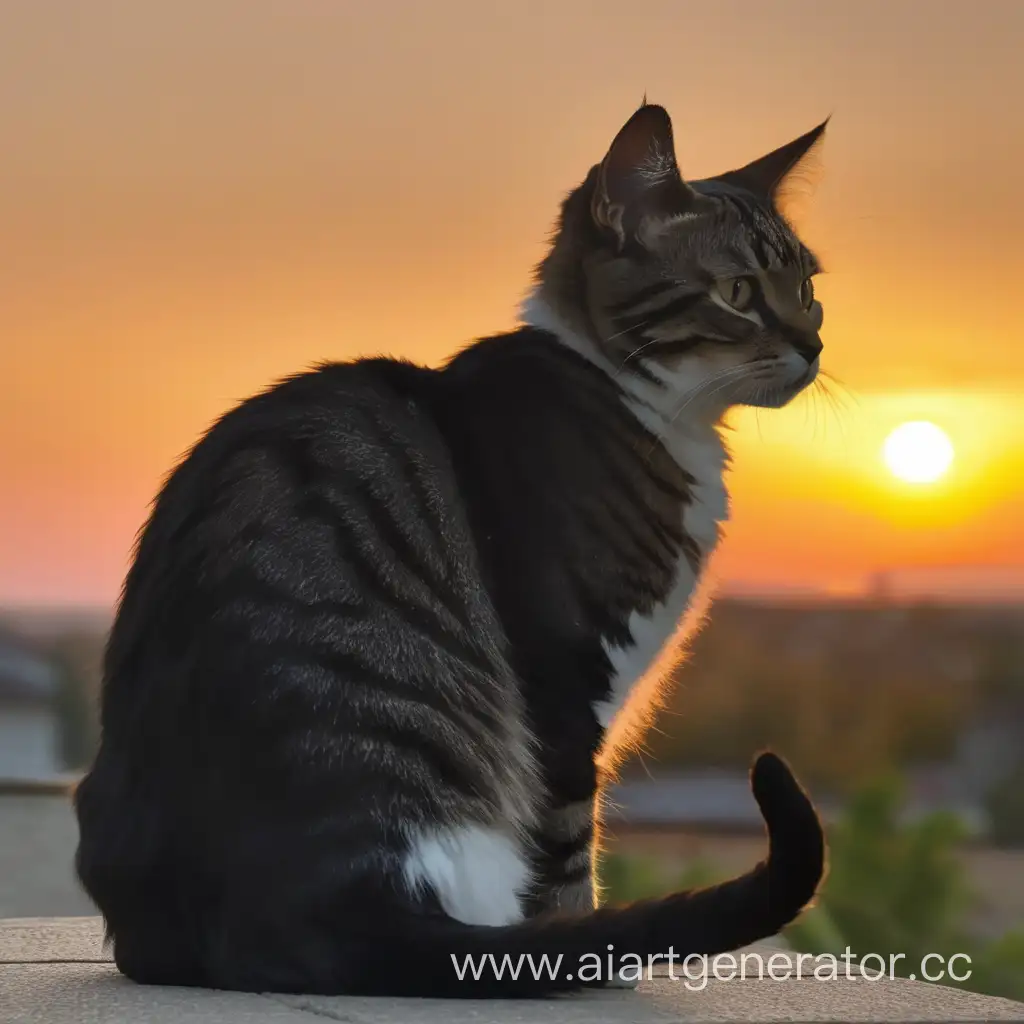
[594,419,728,731]
[521,294,731,736]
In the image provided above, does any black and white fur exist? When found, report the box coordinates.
[75,103,829,997]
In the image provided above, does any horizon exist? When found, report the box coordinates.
[5,569,1024,622]
[2,1,1023,605]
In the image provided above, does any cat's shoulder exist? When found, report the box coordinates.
[195,356,437,446]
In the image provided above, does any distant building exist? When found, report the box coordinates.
[0,631,61,780]
[603,770,839,831]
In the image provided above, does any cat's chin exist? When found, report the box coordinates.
[741,365,818,409]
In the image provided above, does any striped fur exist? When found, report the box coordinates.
[74,102,828,996]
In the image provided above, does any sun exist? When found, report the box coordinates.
[883,421,954,484]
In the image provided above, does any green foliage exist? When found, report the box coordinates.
[967,930,1024,1004]
[984,762,1024,848]
[786,776,971,961]
[599,776,1024,1001]
[599,853,665,905]
[599,851,719,906]
[785,775,1024,1001]
[47,633,102,770]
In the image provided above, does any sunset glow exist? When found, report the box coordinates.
[883,422,955,485]
[1,2,1022,606]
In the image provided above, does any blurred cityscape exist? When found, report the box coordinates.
[2,592,1023,995]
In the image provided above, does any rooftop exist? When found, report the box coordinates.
[4,917,1023,1023]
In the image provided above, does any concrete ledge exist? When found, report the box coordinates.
[3,917,1023,1023]
[0,777,77,797]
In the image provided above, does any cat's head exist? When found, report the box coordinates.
[532,103,827,413]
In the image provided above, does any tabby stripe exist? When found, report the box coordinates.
[520,345,694,509]
[718,192,750,225]
[648,512,686,556]
[278,435,469,631]
[537,346,644,411]
[544,859,591,885]
[606,281,679,315]
[572,505,667,590]
[331,725,484,798]
[296,458,465,628]
[751,233,778,271]
[294,491,496,679]
[341,668,506,741]
[358,412,459,569]
[533,846,591,885]
[532,826,593,864]
[560,392,692,504]
[627,359,665,386]
[611,291,706,337]
[318,460,467,626]
[257,659,499,799]
[213,564,370,622]
[259,641,503,733]
[577,460,676,552]
[639,290,709,326]
[727,244,753,267]
[601,492,681,568]
[565,574,633,648]
[643,335,706,358]
[749,286,779,328]
[573,494,677,581]
[344,714,493,799]
[680,531,703,574]
[721,192,787,269]
[589,447,690,535]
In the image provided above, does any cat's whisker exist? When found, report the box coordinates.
[652,366,752,440]
[818,369,860,409]
[660,366,756,435]
[812,377,852,440]
[610,321,652,348]
[615,334,662,373]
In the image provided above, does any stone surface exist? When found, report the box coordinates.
[0,916,107,963]
[3,917,1024,1023]
[2,965,316,1024]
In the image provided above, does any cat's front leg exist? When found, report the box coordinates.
[524,800,640,989]
[524,799,597,916]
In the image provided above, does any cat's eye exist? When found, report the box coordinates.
[800,278,815,310]
[717,277,754,311]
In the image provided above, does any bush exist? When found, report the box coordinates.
[598,775,1024,1001]
[47,633,102,770]
[786,775,1024,1001]
[984,763,1024,848]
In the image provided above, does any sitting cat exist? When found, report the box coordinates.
[75,102,828,996]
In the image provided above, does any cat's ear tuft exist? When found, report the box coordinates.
[715,118,830,203]
[592,103,696,249]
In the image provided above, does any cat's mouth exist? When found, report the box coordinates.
[743,357,819,409]
[796,359,820,390]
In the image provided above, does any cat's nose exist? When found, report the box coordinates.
[793,335,823,366]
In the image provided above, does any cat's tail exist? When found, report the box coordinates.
[354,751,825,997]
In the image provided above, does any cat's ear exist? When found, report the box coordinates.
[715,118,829,203]
[592,103,697,249]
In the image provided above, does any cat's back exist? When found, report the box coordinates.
[128,355,454,568]
[161,357,446,502]
[102,356,485,721]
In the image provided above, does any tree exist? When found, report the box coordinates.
[786,775,1024,1001]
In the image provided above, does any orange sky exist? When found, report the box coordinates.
[2,1,1023,606]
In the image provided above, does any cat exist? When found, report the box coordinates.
[74,102,828,997]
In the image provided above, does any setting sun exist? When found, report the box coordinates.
[883,421,955,484]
